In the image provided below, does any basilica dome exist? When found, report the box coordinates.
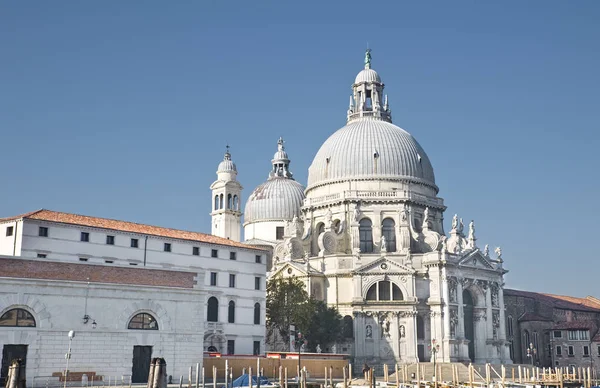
[244,138,306,224]
[306,52,437,192]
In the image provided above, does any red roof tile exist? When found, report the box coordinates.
[1,209,264,251]
[552,321,598,331]
[0,256,197,288]
[504,289,600,313]
[542,293,600,309]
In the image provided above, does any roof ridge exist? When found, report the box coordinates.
[29,209,215,238]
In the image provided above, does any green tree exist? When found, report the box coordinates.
[302,299,343,352]
[266,276,343,352]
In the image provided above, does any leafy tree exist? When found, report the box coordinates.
[266,276,343,352]
[302,299,343,352]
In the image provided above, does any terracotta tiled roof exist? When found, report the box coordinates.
[542,293,600,309]
[552,321,598,331]
[1,209,264,251]
[592,332,600,342]
[0,256,197,288]
[504,289,600,313]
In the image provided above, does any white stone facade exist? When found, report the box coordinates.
[253,51,511,366]
[0,256,204,385]
[0,212,267,357]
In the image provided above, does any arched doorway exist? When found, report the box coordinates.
[463,290,475,361]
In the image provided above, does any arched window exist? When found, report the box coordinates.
[233,195,239,210]
[342,315,354,338]
[381,218,396,252]
[524,330,531,348]
[227,194,232,209]
[507,315,514,337]
[128,313,158,330]
[0,308,35,327]
[416,315,425,340]
[365,281,403,301]
[207,297,219,322]
[359,218,373,253]
[219,194,224,209]
[214,195,219,211]
[317,223,325,236]
[253,303,260,325]
[228,301,235,323]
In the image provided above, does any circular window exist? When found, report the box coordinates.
[287,268,293,274]
[380,263,388,270]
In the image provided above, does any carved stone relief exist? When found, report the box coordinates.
[491,283,500,308]
[449,308,458,337]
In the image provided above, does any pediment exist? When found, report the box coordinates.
[269,260,325,279]
[458,249,495,270]
[353,257,415,275]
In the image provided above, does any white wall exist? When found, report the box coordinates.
[0,221,20,256]
[12,219,267,355]
[0,276,204,385]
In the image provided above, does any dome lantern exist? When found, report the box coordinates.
[347,49,392,123]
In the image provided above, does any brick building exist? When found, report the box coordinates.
[504,289,600,372]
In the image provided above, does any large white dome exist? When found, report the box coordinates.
[244,178,305,224]
[244,137,306,224]
[307,119,436,191]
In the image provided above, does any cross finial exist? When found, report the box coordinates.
[224,144,231,160]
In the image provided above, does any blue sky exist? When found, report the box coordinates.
[1,1,598,297]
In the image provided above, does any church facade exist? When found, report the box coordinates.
[233,51,512,365]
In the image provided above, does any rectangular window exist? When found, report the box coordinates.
[37,253,47,258]
[597,345,600,356]
[579,330,589,340]
[553,330,562,338]
[255,255,262,264]
[210,272,217,286]
[568,331,578,340]
[38,226,48,237]
[81,232,90,242]
[229,274,236,288]
[227,340,235,355]
[211,249,218,258]
[131,238,139,248]
[6,226,14,236]
[105,259,114,264]
[276,226,284,240]
[106,235,115,245]
[164,243,171,252]
[193,246,200,256]
[129,262,138,266]
[255,277,261,290]
[556,346,562,356]
[230,252,236,260]
[568,345,574,356]
[79,258,88,262]
[583,346,589,357]
[253,341,261,356]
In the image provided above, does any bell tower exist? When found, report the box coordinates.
[210,146,242,241]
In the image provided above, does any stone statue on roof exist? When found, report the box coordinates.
[364,49,372,69]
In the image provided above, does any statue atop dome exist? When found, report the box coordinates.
[364,48,372,69]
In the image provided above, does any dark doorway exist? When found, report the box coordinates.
[417,344,425,362]
[132,346,152,384]
[1,345,28,386]
[463,290,475,361]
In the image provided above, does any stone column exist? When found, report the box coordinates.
[485,282,493,361]
[352,276,363,303]
[498,284,509,362]
[441,275,452,362]
[456,280,465,337]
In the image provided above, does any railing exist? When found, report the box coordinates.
[304,190,444,207]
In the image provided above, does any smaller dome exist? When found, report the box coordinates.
[355,68,381,84]
[217,148,237,173]
[244,178,305,224]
